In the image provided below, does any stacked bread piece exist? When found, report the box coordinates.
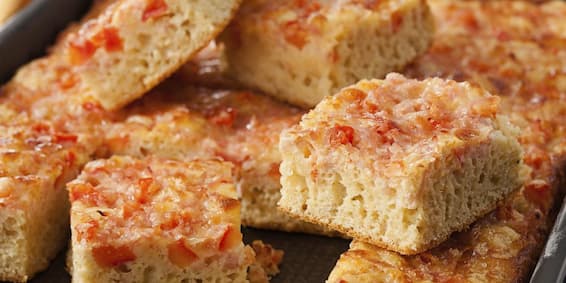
[279,73,525,255]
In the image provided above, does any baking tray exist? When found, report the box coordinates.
[0,1,565,283]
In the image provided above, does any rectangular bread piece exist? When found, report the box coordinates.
[101,81,336,235]
[328,0,566,281]
[0,121,94,282]
[278,73,524,254]
[220,0,434,108]
[9,0,242,110]
[67,156,254,283]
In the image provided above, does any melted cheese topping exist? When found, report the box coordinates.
[69,156,243,268]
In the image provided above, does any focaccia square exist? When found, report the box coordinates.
[12,0,242,110]
[279,74,524,254]
[0,122,93,282]
[67,156,254,283]
[220,0,434,108]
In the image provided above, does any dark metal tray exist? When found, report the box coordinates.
[0,1,564,282]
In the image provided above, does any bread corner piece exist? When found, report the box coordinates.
[220,0,434,108]
[68,156,255,283]
[52,0,242,110]
[0,122,93,282]
[278,73,524,255]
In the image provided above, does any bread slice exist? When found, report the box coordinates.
[219,0,434,108]
[327,0,566,281]
[0,121,94,282]
[101,80,337,235]
[0,0,28,23]
[11,0,242,110]
[278,73,525,255]
[67,156,255,283]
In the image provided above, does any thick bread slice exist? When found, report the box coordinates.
[327,0,566,281]
[67,156,254,283]
[279,74,524,255]
[12,0,242,110]
[220,0,434,108]
[102,80,336,236]
[0,122,94,282]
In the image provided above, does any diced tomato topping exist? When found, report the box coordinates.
[209,108,237,127]
[282,20,308,49]
[268,163,281,178]
[458,9,479,31]
[219,226,241,251]
[76,220,99,242]
[390,11,404,33]
[142,0,168,21]
[329,125,355,146]
[67,151,76,167]
[32,123,51,133]
[92,245,136,268]
[68,40,97,65]
[69,183,98,203]
[68,27,123,64]
[55,134,78,143]
[97,28,123,52]
[135,177,154,204]
[122,201,141,218]
[168,240,199,267]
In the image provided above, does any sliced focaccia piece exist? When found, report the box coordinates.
[279,73,524,255]
[220,0,434,108]
[102,81,336,236]
[0,122,94,282]
[67,156,255,283]
[327,0,566,281]
[11,0,242,110]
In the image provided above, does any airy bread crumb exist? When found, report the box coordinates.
[221,0,434,108]
[279,74,525,254]
[0,122,94,282]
